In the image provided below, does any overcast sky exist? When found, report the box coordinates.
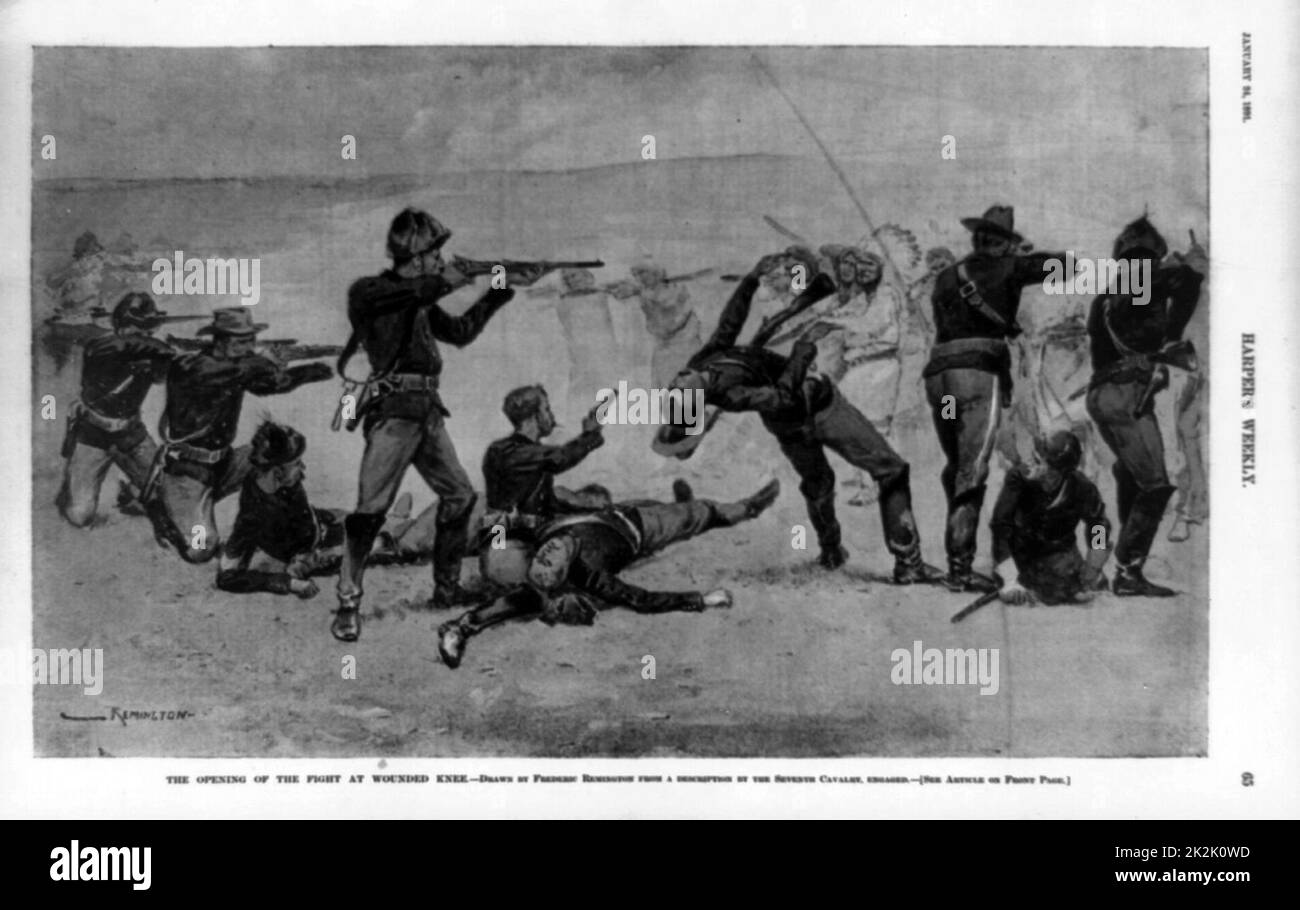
[33,46,1207,182]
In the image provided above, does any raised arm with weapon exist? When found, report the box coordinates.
[166,334,344,361]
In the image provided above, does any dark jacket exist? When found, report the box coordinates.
[163,350,330,452]
[539,506,702,613]
[930,251,1062,343]
[686,271,837,431]
[1087,263,1202,376]
[482,429,604,515]
[991,465,1110,565]
[346,270,512,424]
[74,332,176,449]
[217,479,343,595]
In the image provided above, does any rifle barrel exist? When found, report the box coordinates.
[950,590,1001,624]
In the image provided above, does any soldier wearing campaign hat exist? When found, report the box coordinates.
[923,204,1072,593]
[152,307,333,564]
[56,292,183,544]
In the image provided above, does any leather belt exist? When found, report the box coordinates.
[76,401,136,434]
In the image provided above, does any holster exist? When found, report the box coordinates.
[61,403,83,459]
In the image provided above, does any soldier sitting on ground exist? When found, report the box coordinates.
[990,430,1112,606]
[217,421,435,598]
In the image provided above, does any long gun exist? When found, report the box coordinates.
[950,589,1001,624]
[166,335,344,360]
[447,256,605,284]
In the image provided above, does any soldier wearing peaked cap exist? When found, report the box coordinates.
[924,204,1072,593]
[1085,216,1205,597]
[153,307,334,563]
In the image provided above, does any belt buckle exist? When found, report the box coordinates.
[958,281,979,301]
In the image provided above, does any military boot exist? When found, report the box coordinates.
[1112,562,1176,598]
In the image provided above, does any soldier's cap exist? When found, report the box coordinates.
[961,205,1023,243]
[1112,215,1168,261]
[249,420,307,469]
[1033,430,1083,471]
[386,207,452,261]
[111,292,168,329]
[197,307,269,336]
[527,534,577,593]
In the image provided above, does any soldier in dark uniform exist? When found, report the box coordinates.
[474,384,608,596]
[331,208,547,643]
[216,421,439,597]
[216,421,342,598]
[654,252,943,584]
[1085,216,1205,597]
[56,292,179,545]
[156,308,333,563]
[924,205,1070,593]
[436,479,779,668]
[991,431,1112,605]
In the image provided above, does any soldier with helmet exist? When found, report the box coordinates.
[990,430,1112,606]
[1085,216,1205,597]
[56,292,183,547]
[330,207,548,642]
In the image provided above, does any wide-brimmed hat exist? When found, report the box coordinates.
[197,307,269,336]
[249,421,307,468]
[960,205,1023,243]
[110,292,168,329]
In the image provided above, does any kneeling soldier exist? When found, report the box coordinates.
[991,431,1112,605]
[436,479,780,668]
[56,292,181,546]
[155,308,333,562]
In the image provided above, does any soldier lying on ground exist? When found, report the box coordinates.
[990,431,1112,606]
[436,478,780,668]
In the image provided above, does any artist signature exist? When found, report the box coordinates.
[61,708,194,726]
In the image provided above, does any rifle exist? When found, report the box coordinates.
[446,256,605,285]
[950,589,1001,624]
[89,308,207,324]
[165,335,343,360]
